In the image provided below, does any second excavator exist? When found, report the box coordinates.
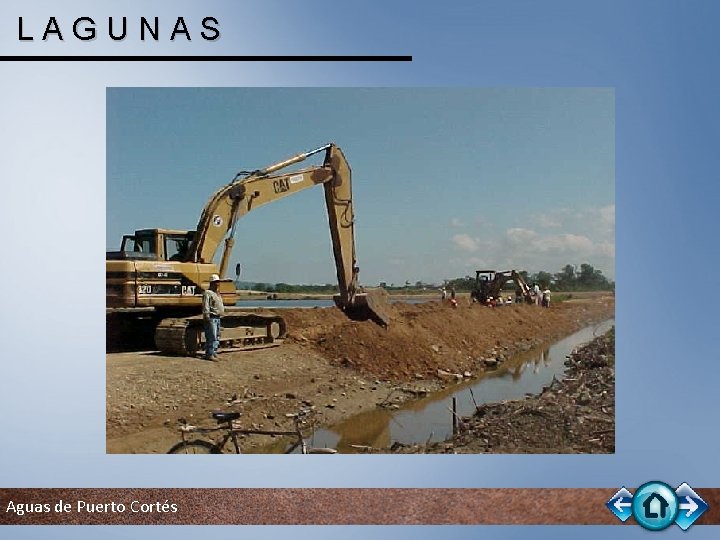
[470,269,534,305]
[106,143,390,356]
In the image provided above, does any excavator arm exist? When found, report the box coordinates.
[508,270,533,303]
[186,143,388,324]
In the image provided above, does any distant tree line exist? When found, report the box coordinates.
[548,263,614,291]
[236,263,613,293]
[237,281,339,294]
[444,263,614,292]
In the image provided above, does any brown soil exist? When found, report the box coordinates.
[106,293,614,454]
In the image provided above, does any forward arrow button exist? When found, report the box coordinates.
[679,496,699,517]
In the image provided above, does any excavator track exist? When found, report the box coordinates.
[154,310,287,356]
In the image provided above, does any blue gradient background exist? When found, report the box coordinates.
[1,0,718,538]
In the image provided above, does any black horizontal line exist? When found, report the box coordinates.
[0,55,411,62]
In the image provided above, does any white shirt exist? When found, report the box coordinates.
[202,289,225,317]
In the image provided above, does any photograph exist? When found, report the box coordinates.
[106,88,615,455]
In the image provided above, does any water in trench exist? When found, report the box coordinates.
[305,319,615,453]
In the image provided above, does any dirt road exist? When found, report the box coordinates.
[107,294,614,453]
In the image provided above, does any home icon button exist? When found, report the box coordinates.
[632,481,679,531]
[643,492,669,519]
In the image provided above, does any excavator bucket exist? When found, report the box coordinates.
[334,288,393,327]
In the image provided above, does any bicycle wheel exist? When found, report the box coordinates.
[167,440,221,454]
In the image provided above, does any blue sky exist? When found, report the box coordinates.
[107,88,614,286]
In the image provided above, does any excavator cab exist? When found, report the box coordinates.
[471,270,496,304]
[121,233,154,255]
[107,232,157,261]
[108,229,196,262]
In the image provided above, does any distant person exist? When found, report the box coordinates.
[515,287,524,304]
[202,274,225,361]
[441,287,447,301]
[450,287,456,300]
[532,283,541,306]
[542,289,551,308]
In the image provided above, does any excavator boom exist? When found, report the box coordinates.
[187,142,388,323]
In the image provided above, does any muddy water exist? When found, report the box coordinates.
[307,319,615,453]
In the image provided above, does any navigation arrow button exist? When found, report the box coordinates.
[607,487,634,522]
[674,482,709,531]
[614,497,632,513]
[679,495,698,517]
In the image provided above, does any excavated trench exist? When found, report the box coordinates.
[296,319,615,453]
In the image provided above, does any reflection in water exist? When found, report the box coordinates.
[510,363,522,381]
[310,319,615,452]
[533,348,550,374]
[312,409,393,452]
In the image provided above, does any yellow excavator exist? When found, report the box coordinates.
[470,269,534,305]
[106,143,390,355]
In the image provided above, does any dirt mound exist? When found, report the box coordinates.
[282,296,614,382]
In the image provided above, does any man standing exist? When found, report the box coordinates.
[532,283,541,306]
[202,274,225,361]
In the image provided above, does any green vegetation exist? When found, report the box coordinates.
[550,263,614,291]
[236,263,614,294]
[444,263,613,292]
[237,281,339,294]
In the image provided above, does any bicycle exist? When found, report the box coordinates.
[167,408,336,454]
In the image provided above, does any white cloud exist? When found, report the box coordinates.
[534,233,594,254]
[465,256,488,268]
[444,204,615,280]
[450,218,464,228]
[498,228,614,275]
[537,214,562,228]
[472,216,489,228]
[452,233,480,252]
[595,241,615,257]
[599,204,615,227]
[506,227,538,244]
[535,205,615,236]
